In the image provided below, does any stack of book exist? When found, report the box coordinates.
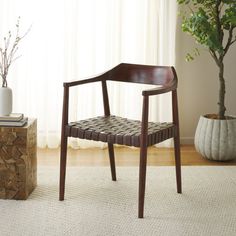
[0,113,28,127]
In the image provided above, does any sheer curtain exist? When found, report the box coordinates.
[0,0,177,148]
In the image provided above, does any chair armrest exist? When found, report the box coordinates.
[142,82,177,96]
[63,72,109,88]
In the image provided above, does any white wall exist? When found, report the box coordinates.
[175,18,236,144]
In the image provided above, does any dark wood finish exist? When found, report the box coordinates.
[138,96,149,218]
[101,80,110,116]
[101,80,116,181]
[142,82,176,96]
[59,63,181,218]
[108,143,116,181]
[64,75,106,88]
[172,89,182,193]
[59,86,69,201]
[108,63,175,85]
[63,63,176,87]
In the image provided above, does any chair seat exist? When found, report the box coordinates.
[65,115,176,147]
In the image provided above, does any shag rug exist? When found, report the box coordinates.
[1,166,236,236]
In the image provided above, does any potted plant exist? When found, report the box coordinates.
[177,0,236,161]
[0,17,29,116]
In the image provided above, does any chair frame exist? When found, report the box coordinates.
[59,63,182,218]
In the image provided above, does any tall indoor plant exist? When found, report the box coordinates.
[0,17,29,116]
[177,0,236,160]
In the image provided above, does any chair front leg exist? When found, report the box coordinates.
[138,139,148,218]
[172,90,182,194]
[138,95,149,218]
[59,85,69,201]
[59,135,68,200]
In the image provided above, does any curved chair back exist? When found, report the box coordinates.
[108,63,177,86]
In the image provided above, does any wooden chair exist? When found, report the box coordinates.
[59,63,182,218]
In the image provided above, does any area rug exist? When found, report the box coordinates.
[1,166,236,236]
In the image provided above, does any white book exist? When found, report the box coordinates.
[0,113,24,121]
[0,117,28,127]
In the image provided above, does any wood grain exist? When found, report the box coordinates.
[38,145,236,167]
[0,119,37,199]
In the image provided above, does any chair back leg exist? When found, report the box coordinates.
[108,143,116,181]
[172,89,182,194]
[174,135,182,193]
[101,81,117,181]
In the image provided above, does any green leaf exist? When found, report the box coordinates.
[177,0,236,56]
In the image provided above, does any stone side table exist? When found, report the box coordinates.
[0,119,37,199]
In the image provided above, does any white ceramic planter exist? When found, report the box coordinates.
[194,115,236,161]
[0,87,12,116]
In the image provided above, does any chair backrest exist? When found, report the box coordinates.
[108,63,177,86]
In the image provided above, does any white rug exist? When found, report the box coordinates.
[1,166,236,236]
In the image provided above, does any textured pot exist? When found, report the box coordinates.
[194,115,236,161]
[0,87,12,116]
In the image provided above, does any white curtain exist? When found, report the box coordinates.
[0,0,177,148]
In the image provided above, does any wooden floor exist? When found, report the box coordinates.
[38,145,236,166]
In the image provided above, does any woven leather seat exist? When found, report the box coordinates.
[66,115,176,147]
[59,63,182,218]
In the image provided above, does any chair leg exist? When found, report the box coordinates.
[138,144,148,218]
[59,135,68,201]
[108,143,116,181]
[174,135,182,194]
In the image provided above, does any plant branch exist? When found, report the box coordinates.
[8,55,22,68]
[229,38,236,46]
[223,26,235,57]
[0,17,30,87]
[215,0,224,45]
[209,49,220,67]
